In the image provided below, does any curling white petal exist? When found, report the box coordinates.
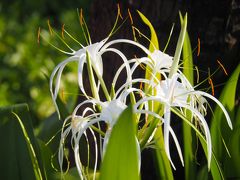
[89,128,98,180]
[193,91,232,129]
[74,143,84,179]
[169,127,184,166]
[100,48,132,86]
[101,39,151,56]
[50,56,78,116]
[176,103,212,168]
[78,55,89,98]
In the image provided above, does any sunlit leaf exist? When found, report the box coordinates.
[212,64,240,179]
[199,137,224,180]
[99,105,140,180]
[137,10,159,52]
[137,10,160,95]
[211,63,240,159]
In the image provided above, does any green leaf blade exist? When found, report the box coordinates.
[210,64,240,179]
[180,12,196,180]
[99,105,140,180]
[0,104,45,180]
[169,13,187,78]
[211,63,240,159]
[137,10,159,52]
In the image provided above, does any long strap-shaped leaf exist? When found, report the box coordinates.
[137,10,159,52]
[180,12,197,180]
[12,112,43,180]
[211,63,240,179]
[137,10,174,180]
[0,104,44,180]
[169,13,187,78]
[99,105,140,180]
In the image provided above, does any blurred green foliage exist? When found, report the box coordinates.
[0,1,91,122]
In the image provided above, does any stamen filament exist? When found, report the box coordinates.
[208,78,215,96]
[117,3,123,20]
[197,37,200,56]
[217,59,228,76]
[128,9,133,25]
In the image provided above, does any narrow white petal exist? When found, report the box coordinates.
[49,56,78,116]
[179,104,212,168]
[193,91,233,129]
[54,65,65,100]
[101,39,151,56]
[169,128,184,166]
[134,108,177,169]
[100,48,132,85]
[89,128,98,180]
[74,143,84,179]
[78,55,89,98]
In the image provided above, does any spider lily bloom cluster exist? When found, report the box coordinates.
[48,11,233,179]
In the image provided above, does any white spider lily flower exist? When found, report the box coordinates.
[49,39,107,116]
[50,38,167,118]
[50,38,134,117]
[114,50,173,83]
[58,107,99,179]
[100,99,127,127]
[59,97,142,179]
[134,72,232,169]
[149,50,173,74]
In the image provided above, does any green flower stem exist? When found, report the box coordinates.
[94,70,111,101]
[169,13,187,78]
[90,125,105,136]
[110,84,115,99]
[86,51,100,101]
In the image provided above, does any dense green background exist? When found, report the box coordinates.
[0,0,91,123]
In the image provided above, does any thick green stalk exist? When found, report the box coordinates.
[94,69,111,101]
[86,51,100,100]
